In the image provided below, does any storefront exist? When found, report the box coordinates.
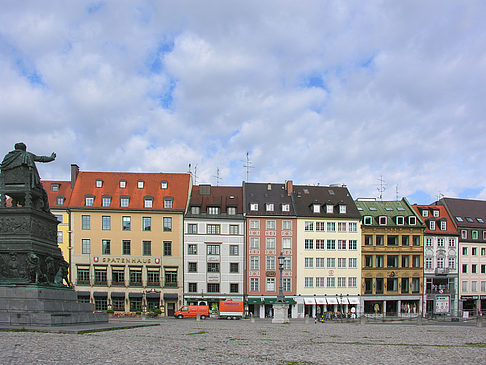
[461,295,479,316]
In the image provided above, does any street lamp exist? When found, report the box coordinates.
[277,252,285,303]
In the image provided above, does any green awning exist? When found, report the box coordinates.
[265,298,296,305]
[247,298,263,305]
[284,298,296,305]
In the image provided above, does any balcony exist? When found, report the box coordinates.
[435,268,449,275]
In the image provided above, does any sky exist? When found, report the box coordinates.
[1,1,485,205]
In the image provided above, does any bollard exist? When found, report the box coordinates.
[360,315,366,325]
[196,313,200,322]
[251,313,255,323]
[477,316,483,328]
[305,315,309,324]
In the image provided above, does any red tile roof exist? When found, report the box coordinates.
[190,185,243,213]
[69,171,191,211]
[42,180,72,208]
[412,205,459,235]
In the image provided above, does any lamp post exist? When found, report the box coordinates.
[277,252,285,303]
[272,252,289,324]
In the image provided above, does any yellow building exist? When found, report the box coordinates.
[68,165,191,316]
[356,198,425,317]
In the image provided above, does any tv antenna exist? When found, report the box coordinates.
[377,176,386,200]
[243,152,254,182]
[213,167,222,186]
[395,185,399,201]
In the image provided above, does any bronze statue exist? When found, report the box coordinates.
[0,142,56,211]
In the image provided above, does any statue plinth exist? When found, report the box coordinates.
[272,302,290,324]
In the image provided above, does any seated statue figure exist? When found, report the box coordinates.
[0,142,56,211]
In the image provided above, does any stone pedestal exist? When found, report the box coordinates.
[0,287,107,326]
[272,303,289,324]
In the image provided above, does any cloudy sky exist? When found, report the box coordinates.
[1,1,485,204]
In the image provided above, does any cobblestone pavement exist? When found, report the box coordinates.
[1,319,485,364]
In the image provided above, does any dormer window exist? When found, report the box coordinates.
[440,221,447,230]
[339,204,346,214]
[433,210,439,217]
[120,196,130,208]
[144,197,153,208]
[429,221,436,230]
[207,207,220,215]
[326,204,333,214]
[313,204,320,213]
[466,217,474,223]
[422,210,428,217]
[282,204,290,212]
[102,196,112,207]
[477,218,484,223]
[85,196,94,207]
[96,179,103,188]
[161,181,168,189]
[163,197,173,209]
[51,184,60,192]
[378,216,387,225]
[250,203,258,211]
[408,216,417,225]
[119,180,127,188]
[56,196,65,205]
[364,216,373,225]
[191,206,200,214]
[396,216,404,225]
[266,203,274,212]
[137,180,144,189]
[227,207,236,215]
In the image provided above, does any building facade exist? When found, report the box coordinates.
[294,184,362,319]
[438,198,486,316]
[183,185,245,312]
[356,198,425,317]
[69,165,191,316]
[412,204,459,317]
[244,182,297,318]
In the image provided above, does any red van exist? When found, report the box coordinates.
[174,305,210,319]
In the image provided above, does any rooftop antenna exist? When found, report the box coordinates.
[192,164,198,185]
[243,152,254,182]
[395,185,399,201]
[377,175,386,201]
[437,192,444,202]
[213,167,222,187]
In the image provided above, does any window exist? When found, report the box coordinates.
[207,224,221,234]
[327,258,336,268]
[315,239,325,250]
[304,239,314,250]
[387,278,398,291]
[305,257,314,268]
[119,180,126,188]
[376,255,384,268]
[57,231,63,244]
[327,277,335,288]
[191,206,200,214]
[102,216,111,230]
[249,237,260,249]
[472,281,478,292]
[282,220,292,230]
[412,278,420,293]
[305,221,314,231]
[437,257,444,269]
[94,268,107,285]
[229,225,239,235]
[348,277,357,288]
[461,230,467,239]
[163,217,172,232]
[387,235,398,246]
[338,240,346,250]
[426,238,433,247]
[364,235,373,246]
[429,221,436,230]
[349,222,358,232]
[437,238,445,247]
[365,255,373,268]
[207,263,220,272]
[422,210,429,217]
[207,206,220,215]
[316,258,325,268]
[462,264,468,273]
[250,203,258,211]
[408,216,417,225]
[160,180,168,189]
[230,263,239,273]
[122,216,131,231]
[387,255,398,268]
[142,217,152,231]
[77,268,90,284]
[112,269,125,286]
[207,244,220,255]
[472,231,479,239]
[283,278,291,292]
[142,241,151,256]
[379,216,387,225]
[472,264,477,274]
[412,236,421,246]
[425,257,432,269]
[448,257,456,269]
[96,179,103,188]
[374,235,383,246]
[81,215,90,230]
[207,283,220,293]
[266,220,276,230]
[120,197,129,208]
[250,256,259,270]
[266,256,275,270]
[412,255,421,268]
[364,216,373,225]
[249,220,260,229]
[283,257,291,270]
[144,198,153,208]
[338,222,346,232]
[401,255,410,268]
[338,277,346,288]
[82,239,90,254]
[482,281,486,292]
[250,278,259,292]
[482,248,486,256]
[466,217,474,223]
[327,222,336,232]
[348,240,357,250]
[282,237,292,249]
[229,245,239,256]
[440,221,447,230]
[313,204,320,213]
[326,240,336,250]
[51,183,59,191]
[102,196,111,207]
[164,270,177,287]
[56,197,64,205]
[339,205,346,214]
[266,278,276,291]
[315,222,325,232]
[338,258,346,268]
[163,241,172,256]
[483,265,486,274]
[187,223,197,234]
[282,204,290,212]
[188,244,197,255]
[463,247,468,256]
[122,240,130,255]
[462,281,468,292]
[230,283,239,293]
[396,216,405,225]
[348,257,357,268]
[227,207,236,215]
[137,180,144,189]
[102,239,110,255]
[266,203,274,212]
[365,278,373,294]
[304,277,314,288]
[188,283,197,293]
[266,237,276,249]
[163,198,173,209]
[326,204,333,214]
[401,278,409,293]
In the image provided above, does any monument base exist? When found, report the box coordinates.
[0,287,107,326]
[272,303,289,324]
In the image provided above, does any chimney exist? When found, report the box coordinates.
[285,180,293,196]
[71,164,79,189]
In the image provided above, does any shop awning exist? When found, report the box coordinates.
[129,292,143,298]
[348,297,360,305]
[146,293,160,299]
[326,297,338,305]
[264,298,277,304]
[93,292,107,297]
[284,298,296,305]
[163,293,178,300]
[337,297,345,304]
[110,292,125,298]
[315,298,326,305]
[304,297,316,305]
[247,298,263,305]
[76,291,90,296]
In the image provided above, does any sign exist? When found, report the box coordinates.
[435,295,450,314]
[266,271,276,277]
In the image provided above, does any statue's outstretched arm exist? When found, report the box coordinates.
[32,152,56,163]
